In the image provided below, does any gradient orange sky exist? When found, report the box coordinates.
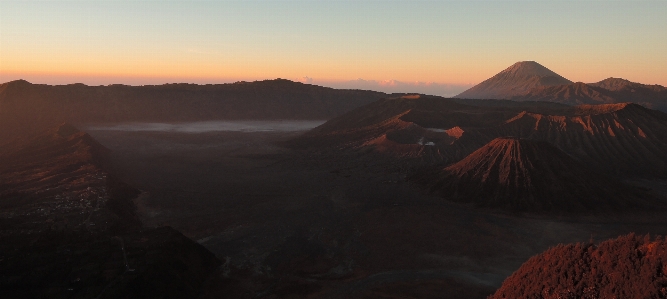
[1,1,666,96]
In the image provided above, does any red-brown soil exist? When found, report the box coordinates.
[490,234,667,299]
[479,103,667,176]
[295,96,667,178]
[291,95,573,165]
[3,77,667,297]
[414,137,658,213]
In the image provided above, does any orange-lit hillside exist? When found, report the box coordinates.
[490,234,667,299]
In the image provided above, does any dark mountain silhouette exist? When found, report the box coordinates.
[456,61,572,99]
[414,137,657,213]
[0,79,387,140]
[490,234,667,299]
[0,123,220,298]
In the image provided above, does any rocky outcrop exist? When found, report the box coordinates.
[490,234,667,299]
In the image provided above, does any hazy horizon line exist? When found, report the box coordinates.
[3,71,665,98]
[0,74,475,97]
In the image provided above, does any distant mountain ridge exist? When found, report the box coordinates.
[293,95,667,212]
[590,77,666,92]
[456,62,667,112]
[0,79,388,140]
[414,137,657,213]
[456,61,573,99]
[294,95,667,177]
[511,79,667,111]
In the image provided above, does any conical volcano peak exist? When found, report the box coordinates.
[456,61,572,99]
[500,61,561,78]
[415,137,656,213]
[446,137,555,178]
[483,137,529,152]
[490,136,522,142]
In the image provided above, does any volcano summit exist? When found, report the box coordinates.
[456,61,572,99]
[414,137,657,213]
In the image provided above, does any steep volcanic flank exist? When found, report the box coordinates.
[479,103,667,176]
[294,95,667,178]
[291,95,572,163]
[456,61,572,99]
[415,138,655,213]
[0,123,125,221]
[510,82,617,105]
[0,123,220,298]
[490,234,667,299]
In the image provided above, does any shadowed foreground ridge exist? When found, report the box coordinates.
[0,123,220,299]
[414,137,657,213]
[490,234,667,299]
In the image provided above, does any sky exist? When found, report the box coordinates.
[1,0,666,97]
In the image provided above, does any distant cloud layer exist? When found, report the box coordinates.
[296,76,314,84]
[301,78,472,98]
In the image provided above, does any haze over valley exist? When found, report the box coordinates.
[2,1,667,298]
[3,59,667,298]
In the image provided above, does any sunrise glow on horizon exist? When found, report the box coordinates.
[2,1,666,96]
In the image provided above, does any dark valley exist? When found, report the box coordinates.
[2,60,667,298]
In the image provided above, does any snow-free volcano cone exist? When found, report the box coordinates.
[456,61,572,99]
[417,137,657,213]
